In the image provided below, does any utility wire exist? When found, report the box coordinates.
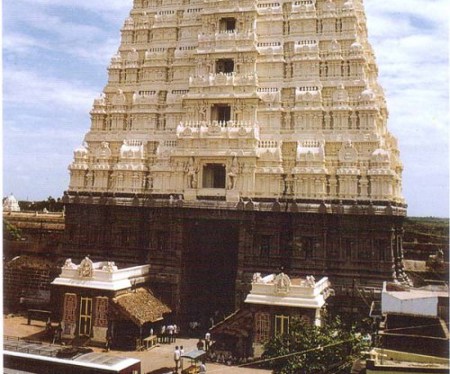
[205,337,359,373]
[381,322,445,333]
[203,323,446,373]
[328,361,352,374]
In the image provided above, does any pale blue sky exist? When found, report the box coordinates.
[3,0,449,217]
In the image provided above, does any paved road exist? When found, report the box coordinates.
[3,315,271,374]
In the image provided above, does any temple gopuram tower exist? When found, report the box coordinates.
[64,0,407,320]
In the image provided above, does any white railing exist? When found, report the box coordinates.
[178,120,254,129]
[198,31,256,43]
[189,73,258,87]
[250,277,330,298]
[59,264,150,283]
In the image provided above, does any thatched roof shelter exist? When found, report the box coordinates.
[112,287,171,326]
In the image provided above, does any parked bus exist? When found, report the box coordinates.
[4,337,141,374]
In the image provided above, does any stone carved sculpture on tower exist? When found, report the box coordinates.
[78,257,94,278]
[68,0,404,208]
[185,157,199,189]
[227,156,239,190]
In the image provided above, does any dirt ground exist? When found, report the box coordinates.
[3,314,271,374]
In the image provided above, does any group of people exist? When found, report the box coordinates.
[174,345,207,373]
[172,331,211,373]
[204,338,254,367]
[206,351,253,366]
[173,345,184,373]
[195,332,211,351]
[159,324,179,344]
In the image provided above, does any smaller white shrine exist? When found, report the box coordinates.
[52,257,150,291]
[3,194,20,212]
[51,257,170,345]
[211,272,334,359]
[245,272,332,326]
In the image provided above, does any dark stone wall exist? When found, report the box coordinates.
[62,203,405,319]
[3,256,60,312]
[3,212,64,260]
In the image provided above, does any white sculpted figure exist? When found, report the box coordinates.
[99,142,111,158]
[306,275,316,287]
[143,174,153,190]
[252,272,263,283]
[62,258,77,269]
[102,261,117,272]
[85,171,94,188]
[198,103,207,121]
[78,256,94,278]
[109,171,116,189]
[185,157,198,189]
[274,272,291,295]
[227,156,239,190]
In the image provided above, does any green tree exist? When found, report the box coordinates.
[262,317,368,374]
[4,219,22,241]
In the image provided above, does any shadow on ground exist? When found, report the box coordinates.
[22,330,52,342]
[146,367,174,374]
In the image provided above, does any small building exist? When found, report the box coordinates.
[3,194,20,212]
[377,282,449,358]
[210,272,332,358]
[381,281,448,320]
[51,257,171,348]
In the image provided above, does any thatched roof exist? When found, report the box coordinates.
[209,309,253,338]
[112,287,171,326]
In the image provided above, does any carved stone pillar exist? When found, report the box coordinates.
[61,293,78,338]
[92,296,109,343]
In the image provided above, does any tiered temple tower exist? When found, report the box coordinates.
[64,0,407,321]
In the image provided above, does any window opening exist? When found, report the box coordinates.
[274,315,289,336]
[255,312,271,343]
[220,17,236,32]
[216,59,235,74]
[211,105,231,123]
[202,164,226,188]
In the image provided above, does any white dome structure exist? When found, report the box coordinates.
[3,194,20,212]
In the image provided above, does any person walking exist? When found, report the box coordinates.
[54,322,63,344]
[180,345,185,371]
[173,346,181,373]
[160,325,166,344]
[205,332,211,351]
[173,324,178,342]
[105,334,112,352]
[168,324,174,343]
[196,338,204,350]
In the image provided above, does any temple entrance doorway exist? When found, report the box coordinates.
[182,220,239,329]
